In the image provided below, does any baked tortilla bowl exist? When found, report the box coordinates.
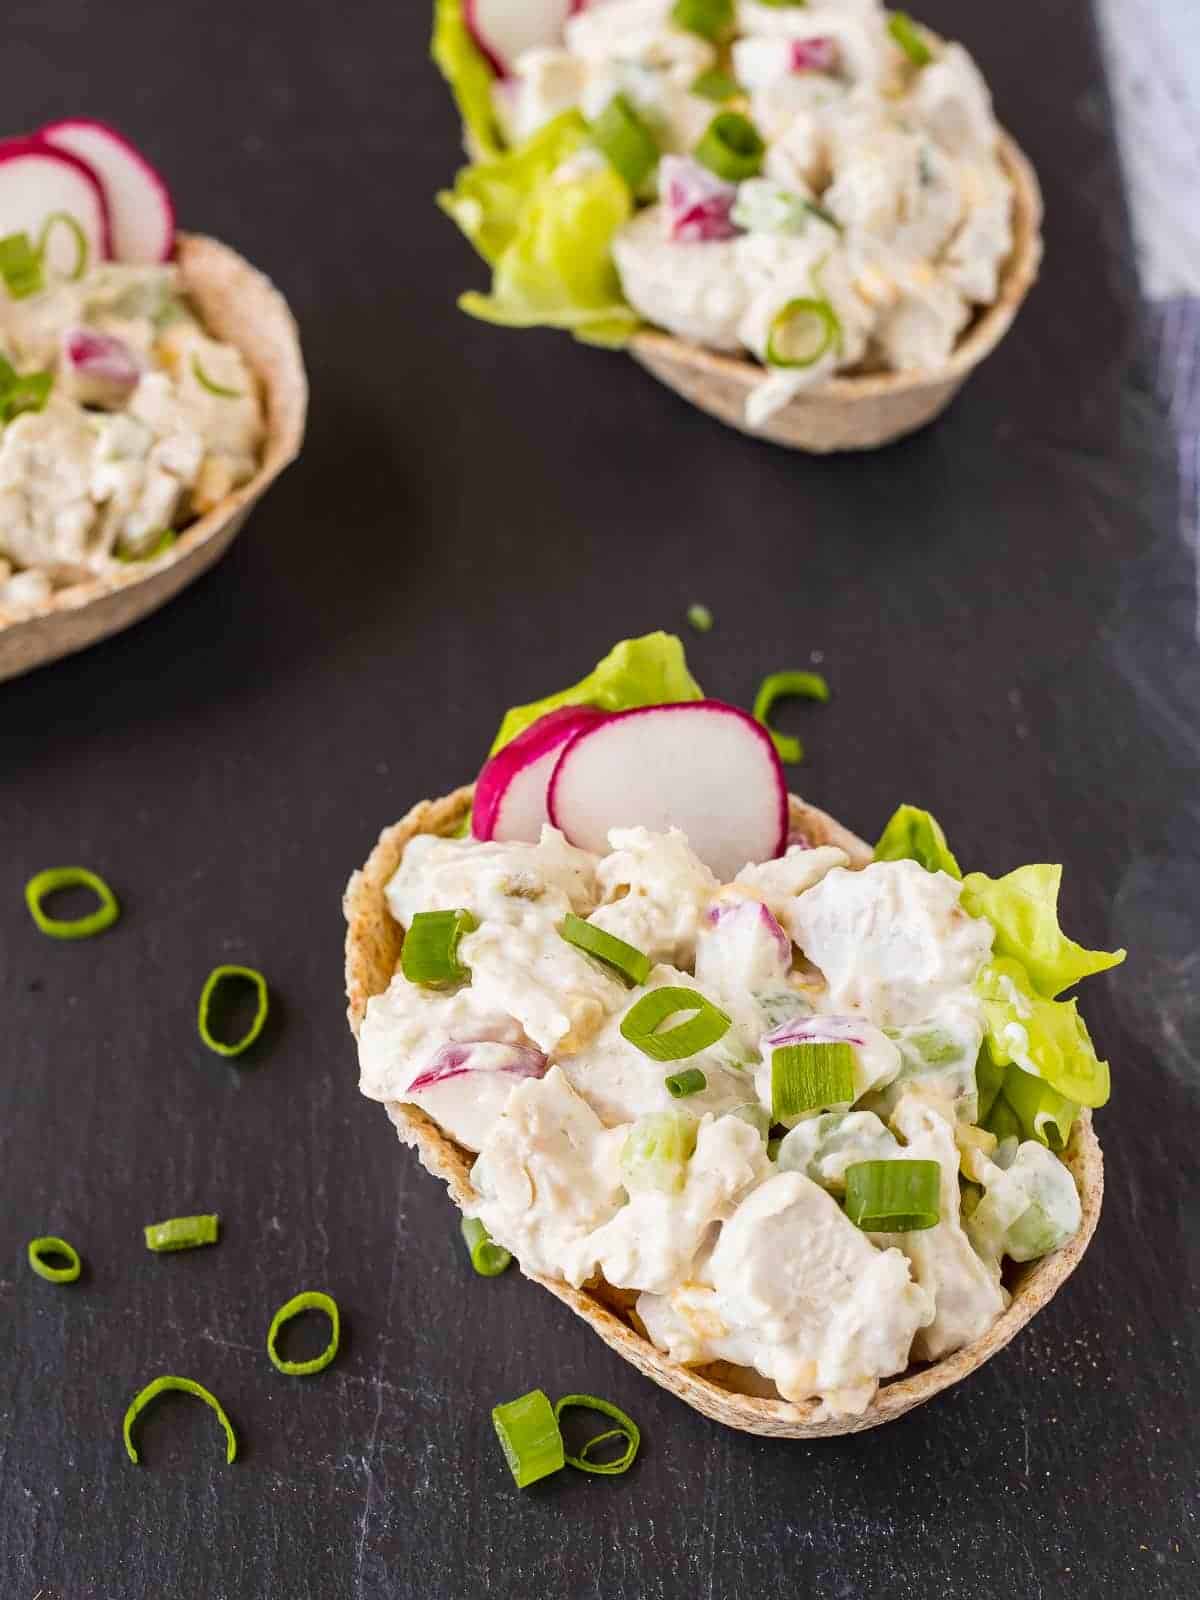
[627,130,1042,454]
[344,783,1102,1439]
[0,233,307,684]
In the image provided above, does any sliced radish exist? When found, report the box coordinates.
[547,700,788,880]
[473,705,609,842]
[0,138,110,270]
[38,119,173,264]
[466,0,576,76]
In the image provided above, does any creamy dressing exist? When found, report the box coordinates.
[360,824,1080,1412]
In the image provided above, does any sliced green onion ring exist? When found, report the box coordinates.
[27,1235,82,1283]
[845,1159,941,1231]
[691,68,742,103]
[191,354,245,398]
[671,0,734,42]
[0,231,45,299]
[401,908,478,987]
[461,1215,512,1277]
[116,529,177,564]
[144,1214,220,1253]
[554,1393,641,1476]
[686,602,714,633]
[772,1040,855,1121]
[0,362,54,423]
[591,93,660,191]
[37,211,89,281]
[123,1375,238,1464]
[620,986,731,1062]
[765,297,841,371]
[492,1389,565,1488]
[267,1290,341,1376]
[694,111,765,182]
[197,964,270,1057]
[666,1066,707,1099]
[559,913,651,987]
[752,668,831,764]
[888,10,934,68]
[25,866,120,939]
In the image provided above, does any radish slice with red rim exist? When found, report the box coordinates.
[547,700,788,880]
[38,119,174,264]
[0,138,110,273]
[473,705,609,842]
[465,0,576,76]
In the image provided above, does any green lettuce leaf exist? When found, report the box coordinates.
[491,633,704,754]
[438,111,588,266]
[996,1063,1079,1151]
[960,863,1125,998]
[458,157,640,346]
[431,0,505,161]
[873,804,962,878]
[977,957,1109,1109]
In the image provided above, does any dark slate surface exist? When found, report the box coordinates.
[2,2,1198,1596]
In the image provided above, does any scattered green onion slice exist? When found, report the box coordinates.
[666,1066,707,1099]
[752,668,831,764]
[144,1214,220,1253]
[620,986,731,1062]
[27,1236,82,1283]
[116,529,177,564]
[691,68,742,103]
[591,93,660,191]
[771,1041,855,1121]
[460,1215,512,1277]
[559,913,651,988]
[765,297,841,371]
[0,231,44,299]
[0,356,54,424]
[845,1159,941,1231]
[492,1389,565,1488]
[401,908,478,987]
[37,211,89,281]
[804,201,841,231]
[191,354,245,399]
[24,866,120,939]
[671,0,734,42]
[888,10,934,67]
[553,1394,641,1476]
[267,1290,341,1376]
[197,964,270,1057]
[694,111,765,182]
[122,1375,238,1465]
[686,602,714,633]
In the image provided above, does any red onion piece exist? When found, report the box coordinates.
[790,37,838,73]
[408,1041,547,1093]
[660,155,739,243]
[764,1014,866,1049]
[63,327,142,403]
[706,896,792,965]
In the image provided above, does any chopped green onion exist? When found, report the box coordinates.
[267,1290,341,1376]
[24,866,119,939]
[804,200,841,231]
[666,1066,707,1098]
[771,1040,855,1121]
[401,908,478,986]
[122,1375,238,1465]
[671,0,733,42]
[765,297,841,371]
[27,1236,82,1283]
[492,1389,565,1488]
[558,913,651,987]
[460,1215,512,1277]
[191,354,245,399]
[691,68,742,103]
[888,10,934,67]
[694,112,765,182]
[0,357,54,424]
[686,602,714,633]
[144,1214,220,1253]
[0,231,44,299]
[622,1111,699,1194]
[620,986,731,1062]
[197,964,270,1057]
[756,0,811,7]
[752,668,831,764]
[845,1159,940,1231]
[553,1394,641,1475]
[37,211,89,281]
[116,529,177,564]
[591,93,660,191]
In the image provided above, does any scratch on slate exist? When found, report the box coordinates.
[353,1224,405,1597]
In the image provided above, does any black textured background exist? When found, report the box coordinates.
[3,1,1198,1596]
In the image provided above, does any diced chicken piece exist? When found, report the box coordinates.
[589,825,718,968]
